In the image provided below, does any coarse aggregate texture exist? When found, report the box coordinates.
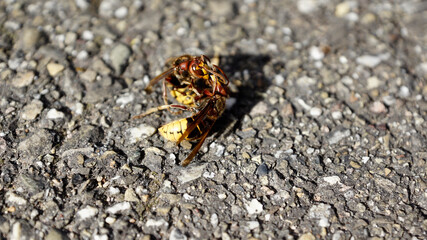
[0,0,426,239]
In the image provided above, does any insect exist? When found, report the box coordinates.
[133,55,229,166]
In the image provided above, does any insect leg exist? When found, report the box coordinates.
[132,104,190,119]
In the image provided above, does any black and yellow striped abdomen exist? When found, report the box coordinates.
[158,117,204,142]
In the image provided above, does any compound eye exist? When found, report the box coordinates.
[191,65,205,77]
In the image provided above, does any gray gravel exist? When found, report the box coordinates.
[1,0,427,239]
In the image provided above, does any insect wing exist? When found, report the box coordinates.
[176,99,213,144]
[181,117,217,167]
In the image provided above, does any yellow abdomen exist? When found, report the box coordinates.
[158,118,204,142]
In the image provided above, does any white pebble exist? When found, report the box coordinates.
[77,206,98,220]
[210,213,219,227]
[274,74,285,85]
[366,76,381,90]
[297,0,320,13]
[310,46,324,60]
[128,124,156,144]
[218,193,227,200]
[183,193,194,200]
[356,55,382,68]
[322,176,341,185]
[331,111,342,120]
[114,6,128,19]
[328,129,351,144]
[107,202,131,214]
[362,156,370,163]
[245,199,263,215]
[369,101,387,113]
[82,30,94,41]
[93,234,108,240]
[76,50,89,60]
[177,164,206,184]
[345,12,359,22]
[105,216,116,224]
[146,218,169,228]
[310,107,322,117]
[116,93,135,107]
[109,187,120,195]
[6,192,27,205]
[339,56,348,64]
[46,109,65,119]
[246,221,260,230]
[399,86,410,98]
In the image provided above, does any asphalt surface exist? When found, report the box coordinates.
[0,0,426,239]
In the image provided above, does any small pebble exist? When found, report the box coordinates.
[274,74,285,85]
[335,2,350,17]
[107,202,131,214]
[110,43,131,74]
[398,86,410,98]
[245,199,263,215]
[82,30,94,41]
[124,188,139,202]
[76,50,89,60]
[296,76,316,87]
[297,0,320,13]
[47,63,65,77]
[75,0,89,10]
[256,163,269,176]
[114,6,128,19]
[109,187,120,195]
[331,111,342,120]
[77,206,98,220]
[310,107,322,117]
[146,219,168,228]
[369,101,387,113]
[328,129,351,145]
[65,32,77,45]
[12,71,35,88]
[366,76,381,90]
[356,55,381,68]
[46,109,65,119]
[116,93,135,107]
[246,221,260,230]
[16,27,45,50]
[105,217,116,224]
[218,193,227,200]
[210,213,219,227]
[6,192,27,205]
[177,164,206,184]
[362,156,370,164]
[322,176,341,185]
[309,46,324,60]
[80,69,97,82]
[21,100,43,120]
[128,124,156,144]
[250,101,268,116]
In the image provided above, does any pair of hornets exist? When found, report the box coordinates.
[133,55,229,166]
